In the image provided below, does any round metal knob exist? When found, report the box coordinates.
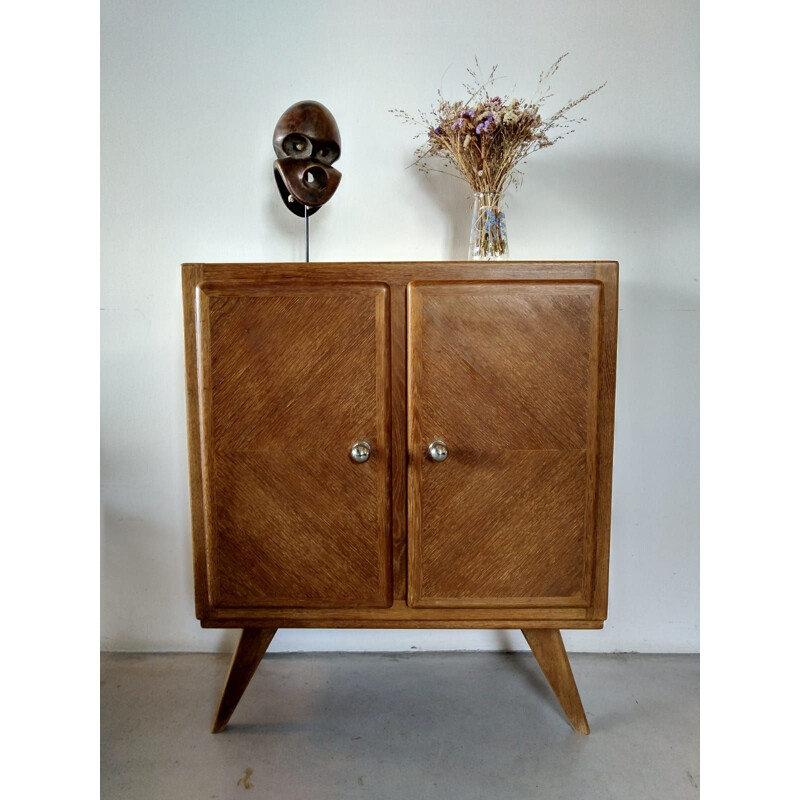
[350,441,371,463]
[427,440,449,462]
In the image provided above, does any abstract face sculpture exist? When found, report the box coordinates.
[273,101,341,217]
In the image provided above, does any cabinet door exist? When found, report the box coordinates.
[408,281,604,608]
[195,282,391,608]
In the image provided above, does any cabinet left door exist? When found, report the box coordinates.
[186,280,392,610]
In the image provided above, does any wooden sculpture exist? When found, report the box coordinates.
[273,100,342,217]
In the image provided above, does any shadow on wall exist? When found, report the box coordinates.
[410,167,475,260]
[100,476,239,653]
[392,149,698,263]
[516,151,697,259]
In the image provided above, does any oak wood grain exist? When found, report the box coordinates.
[196,282,392,608]
[183,261,616,284]
[588,270,618,620]
[201,603,596,628]
[390,283,407,599]
[408,281,603,608]
[182,264,212,619]
[201,616,602,629]
[522,628,590,734]
[182,262,618,628]
[212,628,277,733]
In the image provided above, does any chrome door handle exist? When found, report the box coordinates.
[427,441,449,462]
[350,441,371,463]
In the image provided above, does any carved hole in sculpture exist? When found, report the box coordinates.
[303,166,328,188]
[282,133,312,159]
[312,141,340,165]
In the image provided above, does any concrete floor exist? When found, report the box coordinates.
[101,651,698,799]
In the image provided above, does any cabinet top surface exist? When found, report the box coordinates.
[183,261,618,284]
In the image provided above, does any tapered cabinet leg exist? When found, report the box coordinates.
[212,628,277,733]
[521,628,590,734]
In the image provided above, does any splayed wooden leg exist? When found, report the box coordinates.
[522,628,590,734]
[212,628,277,733]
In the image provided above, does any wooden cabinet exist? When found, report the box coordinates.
[183,261,618,733]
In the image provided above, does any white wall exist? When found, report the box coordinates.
[101,0,698,653]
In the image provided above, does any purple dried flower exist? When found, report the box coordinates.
[491,96,501,103]
[434,125,443,135]
[452,118,463,130]
[476,114,496,135]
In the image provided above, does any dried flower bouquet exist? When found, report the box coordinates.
[391,55,604,258]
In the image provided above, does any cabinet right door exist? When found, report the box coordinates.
[408,281,606,609]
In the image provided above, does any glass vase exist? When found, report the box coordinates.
[468,192,509,260]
